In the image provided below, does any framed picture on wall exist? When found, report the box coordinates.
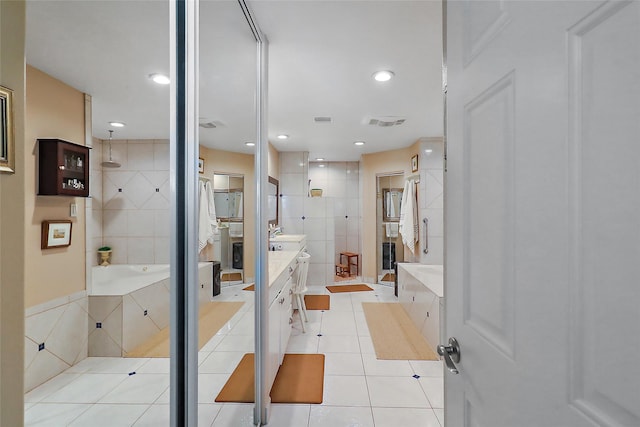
[198,157,205,174]
[41,220,73,249]
[411,154,418,172]
[0,85,15,174]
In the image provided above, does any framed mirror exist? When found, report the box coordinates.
[382,188,403,222]
[267,176,279,226]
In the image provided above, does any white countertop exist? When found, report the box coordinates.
[399,263,444,297]
[269,234,306,243]
[268,250,300,287]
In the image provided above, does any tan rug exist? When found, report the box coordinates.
[125,301,244,358]
[381,273,396,282]
[215,353,325,404]
[362,302,438,360]
[326,284,373,293]
[304,295,330,310]
[242,283,255,291]
[222,272,243,282]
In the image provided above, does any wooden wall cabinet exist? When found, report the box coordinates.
[38,139,90,197]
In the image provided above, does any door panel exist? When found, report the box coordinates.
[445,1,640,426]
[568,2,640,425]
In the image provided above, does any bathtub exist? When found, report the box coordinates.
[91,262,211,296]
[88,262,214,357]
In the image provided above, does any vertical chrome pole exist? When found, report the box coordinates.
[170,0,199,425]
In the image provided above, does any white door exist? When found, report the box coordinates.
[444,1,640,426]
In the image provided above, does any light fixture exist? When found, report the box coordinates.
[149,73,170,85]
[354,141,365,146]
[373,70,394,82]
[425,149,433,154]
[276,134,289,140]
[316,157,325,161]
[109,121,125,128]
[244,142,255,147]
[318,164,325,168]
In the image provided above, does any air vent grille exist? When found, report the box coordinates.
[199,120,224,129]
[314,116,332,123]
[368,117,406,127]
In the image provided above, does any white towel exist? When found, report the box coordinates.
[205,181,218,242]
[385,223,399,238]
[198,181,214,252]
[399,180,418,254]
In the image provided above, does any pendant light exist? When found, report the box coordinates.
[101,130,121,168]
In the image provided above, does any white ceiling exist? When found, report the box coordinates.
[26,1,443,161]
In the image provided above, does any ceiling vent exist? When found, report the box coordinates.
[367,116,406,127]
[314,116,332,123]
[199,120,224,129]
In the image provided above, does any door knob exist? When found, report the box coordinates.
[438,337,461,374]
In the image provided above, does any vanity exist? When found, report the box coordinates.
[398,263,443,354]
[266,237,306,391]
[269,234,306,252]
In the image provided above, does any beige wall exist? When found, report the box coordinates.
[0,0,26,424]
[268,142,279,180]
[361,140,421,280]
[25,66,87,307]
[199,146,256,280]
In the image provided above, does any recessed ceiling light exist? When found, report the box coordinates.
[354,141,365,146]
[425,149,433,154]
[277,134,289,140]
[245,142,255,147]
[149,73,170,85]
[316,158,325,161]
[318,164,325,168]
[109,121,125,128]
[373,70,394,82]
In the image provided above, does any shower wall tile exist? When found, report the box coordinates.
[100,139,170,265]
[418,138,444,265]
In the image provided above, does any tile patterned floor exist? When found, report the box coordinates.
[24,283,444,426]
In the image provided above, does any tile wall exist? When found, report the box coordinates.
[99,139,171,265]
[280,153,361,285]
[24,292,89,392]
[418,137,444,265]
[308,161,361,274]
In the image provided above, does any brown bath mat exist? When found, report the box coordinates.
[125,301,244,358]
[362,302,438,360]
[222,272,243,282]
[381,273,396,282]
[326,284,373,293]
[215,353,325,404]
[242,283,255,291]
[304,294,330,310]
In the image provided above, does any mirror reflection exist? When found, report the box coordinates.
[383,188,403,222]
[267,176,278,225]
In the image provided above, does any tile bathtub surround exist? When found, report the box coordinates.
[89,264,213,357]
[100,139,170,265]
[25,292,89,392]
[25,283,444,427]
[418,137,444,265]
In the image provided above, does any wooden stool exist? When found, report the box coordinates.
[336,264,349,277]
[339,252,359,277]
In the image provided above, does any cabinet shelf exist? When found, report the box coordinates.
[38,138,90,197]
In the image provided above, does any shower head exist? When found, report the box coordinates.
[101,130,121,168]
[101,159,121,168]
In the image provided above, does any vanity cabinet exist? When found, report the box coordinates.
[38,139,90,197]
[398,264,443,354]
[267,251,299,390]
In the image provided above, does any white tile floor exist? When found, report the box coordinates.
[24,283,444,426]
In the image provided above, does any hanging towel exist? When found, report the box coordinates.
[205,181,218,242]
[385,223,399,238]
[399,180,418,254]
[198,181,214,252]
